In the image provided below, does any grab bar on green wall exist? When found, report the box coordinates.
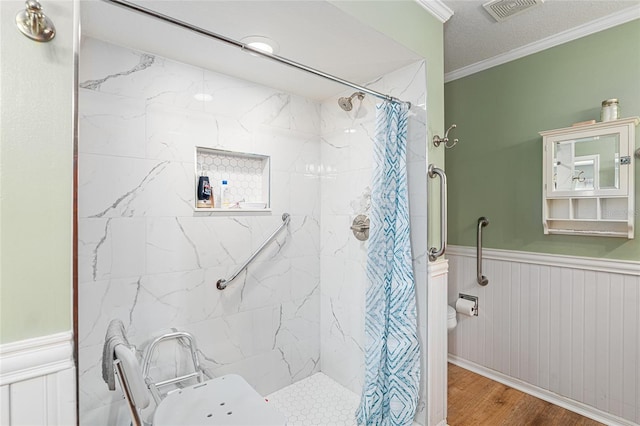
[428,164,447,261]
[477,217,489,286]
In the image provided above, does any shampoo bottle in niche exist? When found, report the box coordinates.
[197,175,212,208]
[220,179,230,208]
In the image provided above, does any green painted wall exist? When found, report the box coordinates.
[0,1,75,344]
[331,0,445,248]
[445,20,640,261]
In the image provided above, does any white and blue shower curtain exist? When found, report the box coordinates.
[356,101,420,426]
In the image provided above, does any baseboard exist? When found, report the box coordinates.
[0,331,74,386]
[448,355,636,426]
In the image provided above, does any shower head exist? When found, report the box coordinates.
[338,91,365,111]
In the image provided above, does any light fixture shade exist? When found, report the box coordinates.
[240,36,279,55]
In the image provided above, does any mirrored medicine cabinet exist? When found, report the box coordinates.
[540,117,639,238]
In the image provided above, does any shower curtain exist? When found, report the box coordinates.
[356,101,420,426]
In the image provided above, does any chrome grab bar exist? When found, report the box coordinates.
[477,217,489,286]
[428,164,447,262]
[216,213,290,290]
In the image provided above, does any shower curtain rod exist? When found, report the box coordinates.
[103,0,410,107]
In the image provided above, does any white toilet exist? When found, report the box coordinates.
[447,305,457,331]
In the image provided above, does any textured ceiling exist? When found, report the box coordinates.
[443,0,640,75]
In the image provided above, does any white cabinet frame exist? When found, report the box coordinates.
[540,117,638,238]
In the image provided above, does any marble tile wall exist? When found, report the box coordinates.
[78,37,321,424]
[318,61,429,424]
[78,36,428,425]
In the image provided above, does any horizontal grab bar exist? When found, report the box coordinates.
[216,213,291,290]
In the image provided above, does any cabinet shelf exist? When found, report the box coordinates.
[547,218,627,223]
[541,117,638,238]
[547,229,628,237]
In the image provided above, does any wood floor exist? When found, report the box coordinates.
[447,363,604,426]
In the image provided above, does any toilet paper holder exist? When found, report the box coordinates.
[458,293,478,316]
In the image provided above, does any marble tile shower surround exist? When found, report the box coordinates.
[78,36,428,424]
[78,37,321,424]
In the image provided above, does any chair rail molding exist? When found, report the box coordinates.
[0,331,74,386]
[447,245,640,276]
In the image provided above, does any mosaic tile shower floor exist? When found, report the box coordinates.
[267,373,360,426]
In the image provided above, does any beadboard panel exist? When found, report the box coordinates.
[427,260,448,426]
[0,333,76,425]
[447,246,640,424]
[1,386,10,425]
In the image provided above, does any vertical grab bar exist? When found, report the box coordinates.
[477,217,489,286]
[428,164,447,261]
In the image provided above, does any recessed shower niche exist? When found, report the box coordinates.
[195,147,270,211]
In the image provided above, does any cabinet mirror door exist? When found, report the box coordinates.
[552,133,620,192]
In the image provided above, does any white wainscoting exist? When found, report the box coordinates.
[427,259,448,426]
[447,245,640,426]
[0,331,76,425]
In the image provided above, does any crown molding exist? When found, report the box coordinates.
[445,5,640,83]
[415,0,454,23]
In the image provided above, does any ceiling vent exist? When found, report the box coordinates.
[482,0,544,22]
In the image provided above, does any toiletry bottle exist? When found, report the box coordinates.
[220,180,229,208]
[197,175,212,208]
